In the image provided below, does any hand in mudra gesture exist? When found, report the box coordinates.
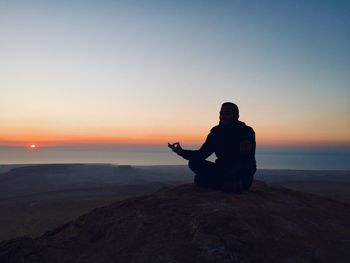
[168,142,183,155]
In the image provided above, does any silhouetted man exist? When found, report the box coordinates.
[168,102,256,193]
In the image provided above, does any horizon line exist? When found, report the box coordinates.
[1,141,350,149]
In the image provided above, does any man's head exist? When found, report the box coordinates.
[219,102,239,125]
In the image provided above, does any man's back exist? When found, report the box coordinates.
[207,121,256,169]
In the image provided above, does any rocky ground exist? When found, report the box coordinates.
[1,180,350,263]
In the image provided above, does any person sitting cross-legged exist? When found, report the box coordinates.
[168,102,256,193]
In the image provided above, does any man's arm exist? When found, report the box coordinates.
[240,140,252,155]
[240,127,256,156]
[168,130,215,161]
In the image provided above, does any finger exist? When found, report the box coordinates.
[168,144,175,151]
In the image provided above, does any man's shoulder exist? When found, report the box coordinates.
[210,122,255,134]
[238,121,255,134]
[210,125,221,133]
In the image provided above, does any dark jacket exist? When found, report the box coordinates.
[180,121,256,170]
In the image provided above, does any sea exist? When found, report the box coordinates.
[1,146,350,170]
[0,145,350,170]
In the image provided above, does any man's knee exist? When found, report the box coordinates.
[188,159,204,173]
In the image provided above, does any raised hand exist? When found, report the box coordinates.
[168,142,183,155]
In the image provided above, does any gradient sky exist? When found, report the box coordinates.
[1,0,349,148]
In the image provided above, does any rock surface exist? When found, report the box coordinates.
[1,181,350,263]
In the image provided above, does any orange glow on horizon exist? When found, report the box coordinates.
[0,133,207,148]
[1,132,350,148]
[1,125,350,148]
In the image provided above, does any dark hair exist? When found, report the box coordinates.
[222,102,239,118]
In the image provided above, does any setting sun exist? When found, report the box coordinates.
[30,144,36,148]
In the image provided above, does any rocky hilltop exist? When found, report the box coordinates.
[1,181,349,263]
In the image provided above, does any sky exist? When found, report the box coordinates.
[1,0,349,148]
